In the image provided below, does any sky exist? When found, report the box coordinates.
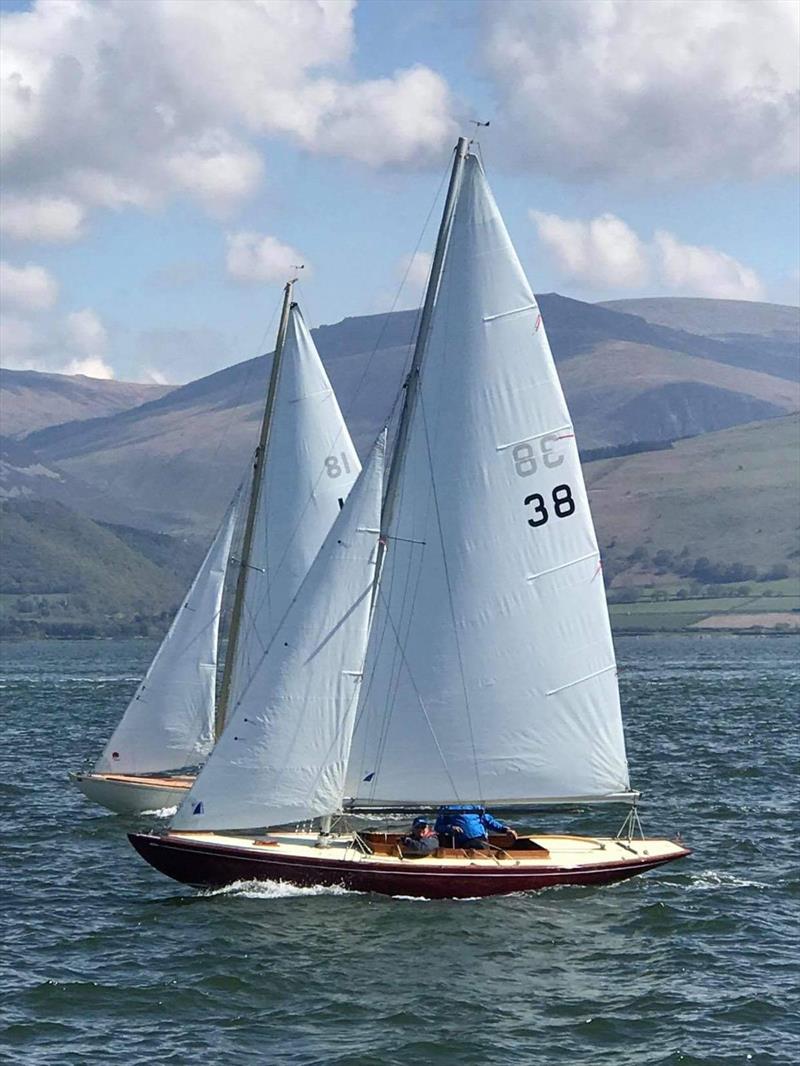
[1,0,798,384]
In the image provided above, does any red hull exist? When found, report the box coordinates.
[129,832,690,899]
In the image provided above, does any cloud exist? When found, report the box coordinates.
[531,212,649,287]
[136,326,233,384]
[0,306,115,378]
[654,230,765,300]
[0,313,38,367]
[482,0,800,182]
[303,67,457,167]
[62,356,114,379]
[398,251,433,291]
[531,210,765,299]
[0,0,457,240]
[226,232,307,284]
[64,309,108,358]
[0,195,85,243]
[0,261,59,310]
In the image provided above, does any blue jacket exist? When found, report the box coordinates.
[434,806,508,842]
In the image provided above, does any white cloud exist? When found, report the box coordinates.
[62,356,114,379]
[136,326,232,384]
[0,306,115,378]
[0,0,457,241]
[303,67,457,167]
[0,195,85,243]
[654,230,766,300]
[225,232,307,284]
[398,251,432,290]
[531,212,649,287]
[64,309,108,359]
[0,261,59,310]
[531,210,765,300]
[0,312,38,367]
[483,0,800,182]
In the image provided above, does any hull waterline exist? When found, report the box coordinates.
[128,830,691,900]
[70,772,193,814]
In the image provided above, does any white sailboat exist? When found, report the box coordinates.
[71,286,361,813]
[130,138,689,897]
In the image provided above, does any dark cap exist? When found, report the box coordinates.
[412,817,429,829]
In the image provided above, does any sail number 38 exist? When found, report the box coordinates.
[524,484,575,527]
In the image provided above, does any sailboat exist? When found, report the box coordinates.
[129,138,690,897]
[70,289,361,814]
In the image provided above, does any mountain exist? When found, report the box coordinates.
[0,368,172,438]
[600,297,800,382]
[0,497,202,637]
[16,296,799,535]
[0,436,147,526]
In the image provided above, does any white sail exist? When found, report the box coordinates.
[227,303,361,714]
[172,433,385,832]
[95,502,237,775]
[345,154,630,807]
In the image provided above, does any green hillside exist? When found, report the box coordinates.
[0,499,196,637]
[586,412,800,587]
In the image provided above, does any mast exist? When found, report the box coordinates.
[215,279,296,737]
[377,136,469,561]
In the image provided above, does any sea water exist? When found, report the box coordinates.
[1,636,798,1065]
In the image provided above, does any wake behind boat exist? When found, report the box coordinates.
[71,286,360,813]
[129,137,690,897]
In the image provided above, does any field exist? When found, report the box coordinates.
[608,580,800,633]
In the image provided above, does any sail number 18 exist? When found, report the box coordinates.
[524,484,575,527]
[325,452,352,478]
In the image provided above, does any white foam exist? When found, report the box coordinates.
[140,805,178,818]
[200,878,354,900]
[688,870,770,891]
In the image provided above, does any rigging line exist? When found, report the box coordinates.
[198,292,284,517]
[131,487,243,670]
[243,156,451,621]
[368,582,462,803]
[355,410,436,797]
[417,371,484,804]
[223,159,452,651]
[363,533,428,801]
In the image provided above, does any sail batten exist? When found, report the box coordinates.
[94,501,237,776]
[171,434,385,832]
[345,154,630,807]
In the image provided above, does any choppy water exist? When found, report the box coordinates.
[1,636,798,1065]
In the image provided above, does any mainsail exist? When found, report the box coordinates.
[345,153,631,806]
[225,303,361,717]
[172,433,385,831]
[95,502,238,775]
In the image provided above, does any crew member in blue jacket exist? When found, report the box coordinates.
[434,805,517,849]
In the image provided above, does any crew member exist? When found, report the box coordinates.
[434,805,517,849]
[400,816,439,855]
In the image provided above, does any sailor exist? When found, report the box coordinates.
[434,805,517,849]
[400,816,439,855]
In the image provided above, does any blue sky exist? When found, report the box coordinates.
[1,0,798,383]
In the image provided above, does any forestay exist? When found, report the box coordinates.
[172,433,385,832]
[95,503,238,775]
[345,154,631,807]
[227,304,361,715]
